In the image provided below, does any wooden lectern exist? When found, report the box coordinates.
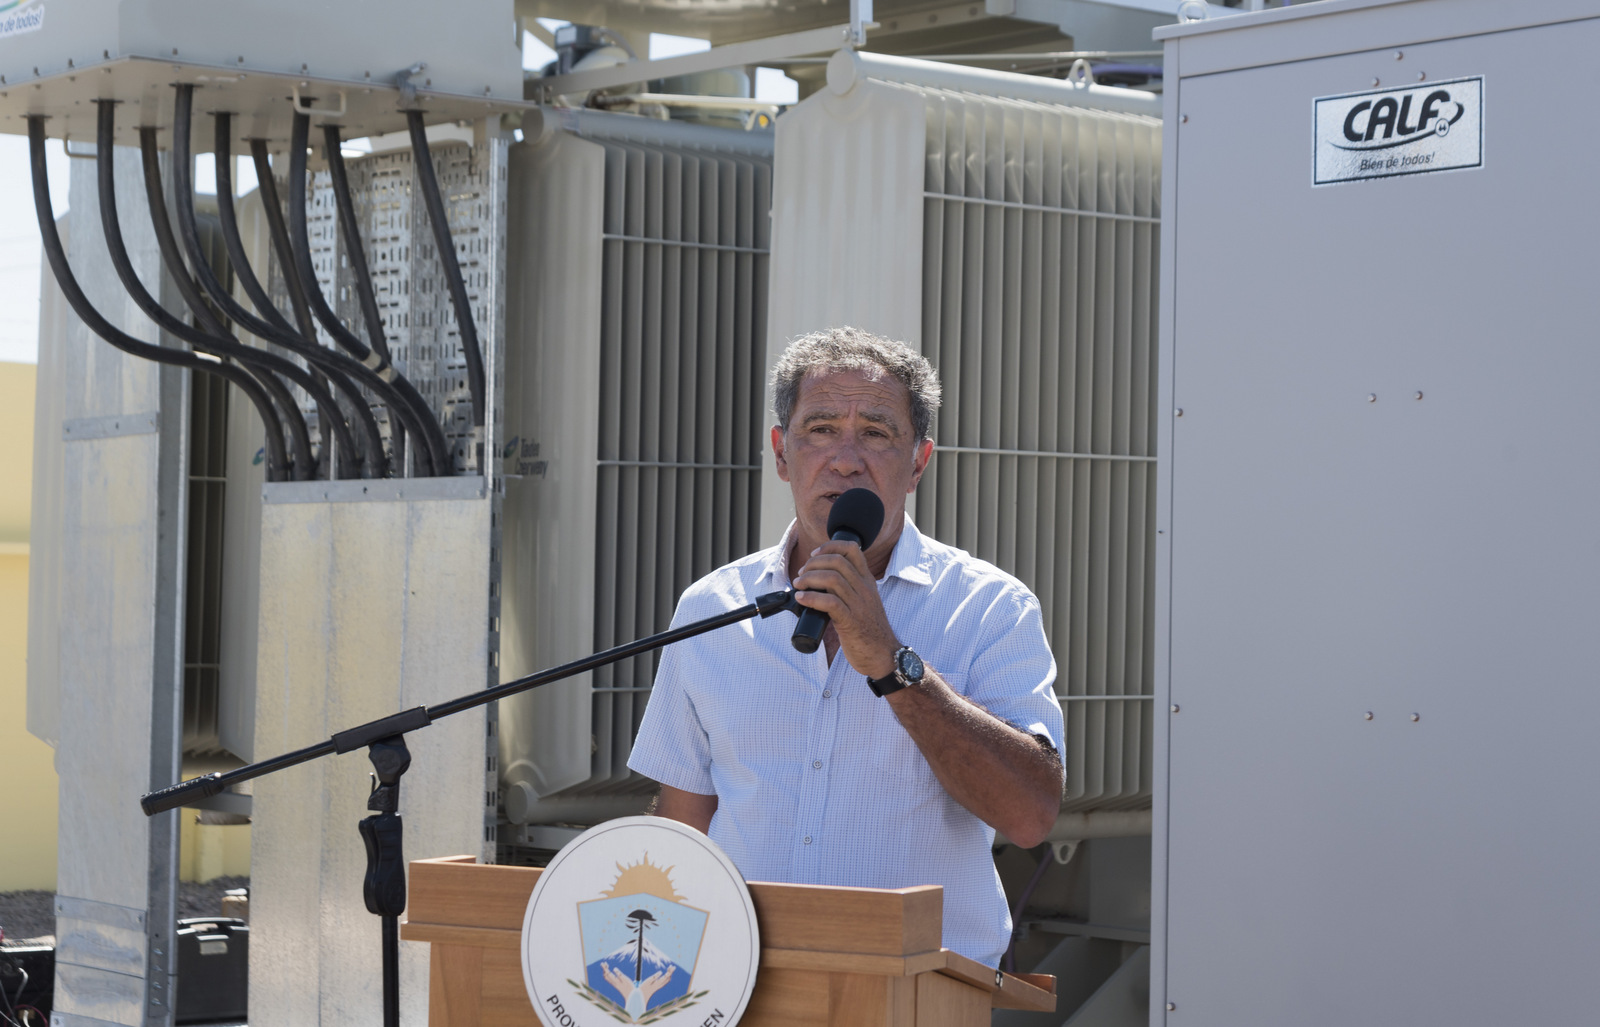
[402,855,1055,1027]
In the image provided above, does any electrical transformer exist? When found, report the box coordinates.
[1155,1,1600,1023]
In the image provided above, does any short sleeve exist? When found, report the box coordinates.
[964,591,1064,762]
[626,608,717,795]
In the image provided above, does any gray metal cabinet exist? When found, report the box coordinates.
[1155,2,1600,1024]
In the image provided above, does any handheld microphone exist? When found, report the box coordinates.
[790,487,886,654]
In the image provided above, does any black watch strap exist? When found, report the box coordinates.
[866,668,908,697]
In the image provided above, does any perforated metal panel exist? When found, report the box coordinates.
[267,137,508,475]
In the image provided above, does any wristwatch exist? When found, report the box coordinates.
[867,646,925,697]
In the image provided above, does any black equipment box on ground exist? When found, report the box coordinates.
[0,944,54,1022]
[175,917,248,1025]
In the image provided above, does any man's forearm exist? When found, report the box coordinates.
[886,670,1063,848]
[654,784,718,834]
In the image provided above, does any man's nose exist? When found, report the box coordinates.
[827,436,867,475]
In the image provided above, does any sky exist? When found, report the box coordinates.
[0,27,797,364]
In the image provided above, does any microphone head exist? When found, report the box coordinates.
[827,488,886,550]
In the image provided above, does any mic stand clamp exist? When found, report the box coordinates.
[359,735,411,1027]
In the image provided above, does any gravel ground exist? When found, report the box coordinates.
[176,876,249,922]
[0,891,52,946]
[0,878,249,947]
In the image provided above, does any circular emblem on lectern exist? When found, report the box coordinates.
[522,817,760,1027]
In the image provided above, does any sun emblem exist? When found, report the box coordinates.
[605,855,686,903]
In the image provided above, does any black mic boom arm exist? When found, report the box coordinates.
[141,589,802,816]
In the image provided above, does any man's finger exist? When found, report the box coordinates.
[794,559,855,587]
[811,540,874,575]
[792,589,846,614]
[794,568,868,609]
[797,552,873,594]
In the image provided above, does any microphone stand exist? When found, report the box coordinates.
[140,588,804,1027]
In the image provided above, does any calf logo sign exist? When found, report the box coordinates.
[523,817,760,1027]
[1313,76,1483,185]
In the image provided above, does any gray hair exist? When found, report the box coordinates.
[770,327,943,442]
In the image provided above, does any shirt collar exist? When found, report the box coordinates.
[758,513,935,589]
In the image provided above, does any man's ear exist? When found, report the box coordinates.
[908,437,934,491]
[771,424,790,482]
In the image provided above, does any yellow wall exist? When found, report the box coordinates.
[179,813,252,883]
[0,363,31,541]
[0,360,57,891]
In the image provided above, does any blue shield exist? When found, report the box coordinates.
[577,894,709,1018]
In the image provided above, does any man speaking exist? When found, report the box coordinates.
[628,327,1065,968]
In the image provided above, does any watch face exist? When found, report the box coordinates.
[896,648,924,681]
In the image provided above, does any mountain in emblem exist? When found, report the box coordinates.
[602,936,674,977]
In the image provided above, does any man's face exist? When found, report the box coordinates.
[772,368,933,556]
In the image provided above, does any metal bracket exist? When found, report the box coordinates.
[849,0,873,47]
[62,412,159,440]
[54,895,147,932]
[291,84,346,118]
[395,62,427,110]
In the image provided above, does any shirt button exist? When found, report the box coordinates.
[803,836,812,845]
[812,760,822,769]
[822,689,832,698]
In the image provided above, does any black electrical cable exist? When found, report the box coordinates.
[405,109,486,430]
[210,115,393,478]
[162,88,408,476]
[166,88,392,477]
[209,117,300,339]
[285,109,452,475]
[243,137,354,469]
[0,958,25,1027]
[91,102,320,481]
[322,125,392,364]
[144,130,387,480]
[134,130,375,480]
[247,139,317,340]
[139,130,231,343]
[108,130,373,484]
[26,116,290,480]
[314,124,407,469]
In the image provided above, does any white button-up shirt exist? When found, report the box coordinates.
[628,516,1064,967]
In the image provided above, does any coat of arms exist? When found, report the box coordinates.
[569,854,710,1023]
[521,817,759,1027]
